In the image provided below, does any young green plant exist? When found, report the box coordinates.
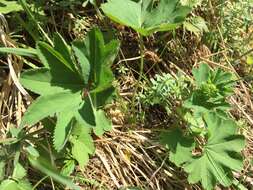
[101,0,192,106]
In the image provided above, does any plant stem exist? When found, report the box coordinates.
[131,35,145,110]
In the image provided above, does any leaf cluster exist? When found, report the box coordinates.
[160,64,245,189]
[184,63,235,118]
[101,0,192,36]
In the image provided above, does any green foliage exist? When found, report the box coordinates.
[161,113,245,190]
[69,121,95,168]
[184,63,235,117]
[184,114,245,189]
[61,159,76,176]
[0,157,32,190]
[0,179,32,190]
[0,0,22,14]
[161,128,195,166]
[204,0,253,55]
[1,1,248,189]
[101,0,192,36]
[0,48,37,58]
[28,150,81,190]
[183,16,208,36]
[139,72,189,107]
[20,28,119,153]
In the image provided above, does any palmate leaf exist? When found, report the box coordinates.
[101,0,192,36]
[160,128,195,166]
[20,28,118,153]
[162,113,245,190]
[184,114,245,189]
[81,28,120,94]
[70,122,95,167]
[184,63,235,117]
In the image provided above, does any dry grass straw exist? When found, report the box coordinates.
[0,14,30,140]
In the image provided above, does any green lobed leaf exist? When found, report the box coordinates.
[70,122,95,168]
[20,68,84,95]
[0,179,32,190]
[160,128,195,166]
[93,109,112,136]
[12,163,26,180]
[85,28,119,89]
[0,0,23,14]
[53,111,75,152]
[101,0,192,36]
[28,155,81,190]
[21,91,82,126]
[184,63,235,117]
[184,113,245,190]
[0,180,18,190]
[72,40,90,84]
[84,28,119,107]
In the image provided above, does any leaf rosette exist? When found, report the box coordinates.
[20,28,120,152]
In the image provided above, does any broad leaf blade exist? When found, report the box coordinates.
[12,163,26,180]
[21,91,82,126]
[21,68,84,95]
[192,63,210,87]
[0,0,23,14]
[53,33,77,73]
[83,28,119,108]
[93,109,112,136]
[71,122,95,168]
[36,42,82,85]
[160,128,195,166]
[101,0,191,36]
[184,113,245,190]
[101,0,142,31]
[53,111,74,152]
[72,41,90,84]
[75,97,96,127]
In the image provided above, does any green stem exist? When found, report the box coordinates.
[131,35,145,109]
[138,35,145,85]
